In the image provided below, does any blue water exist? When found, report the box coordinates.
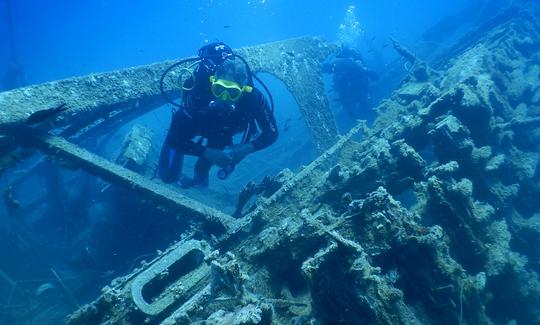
[1,0,471,87]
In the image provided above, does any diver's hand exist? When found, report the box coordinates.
[203,148,234,168]
[226,143,254,163]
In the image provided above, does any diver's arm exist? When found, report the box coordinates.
[172,118,232,165]
[249,90,278,151]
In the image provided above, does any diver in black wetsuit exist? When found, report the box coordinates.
[158,42,278,188]
[323,46,379,120]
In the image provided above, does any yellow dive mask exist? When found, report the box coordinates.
[209,75,252,102]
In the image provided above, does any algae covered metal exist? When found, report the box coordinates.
[67,1,540,323]
[2,1,540,323]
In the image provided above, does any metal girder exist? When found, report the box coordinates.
[18,127,236,234]
[0,37,340,233]
[0,36,338,150]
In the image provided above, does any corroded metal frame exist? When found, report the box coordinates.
[0,37,339,230]
[0,37,338,148]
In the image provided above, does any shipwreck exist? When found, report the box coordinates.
[0,1,539,324]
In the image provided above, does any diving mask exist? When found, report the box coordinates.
[209,75,252,102]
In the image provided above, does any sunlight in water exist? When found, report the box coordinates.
[338,5,364,47]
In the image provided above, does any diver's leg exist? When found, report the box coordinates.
[158,113,186,183]
[191,157,211,188]
[158,142,184,183]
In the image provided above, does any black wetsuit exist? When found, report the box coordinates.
[322,48,379,122]
[158,63,278,184]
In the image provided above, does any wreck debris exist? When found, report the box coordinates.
[2,1,540,323]
[390,37,431,82]
[115,124,154,173]
[130,240,211,316]
[0,37,338,151]
[61,1,540,323]
[495,116,540,131]
[15,127,235,235]
[50,268,80,309]
[233,169,294,218]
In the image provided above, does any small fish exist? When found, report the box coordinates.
[282,118,292,132]
[382,43,389,48]
[26,103,68,125]
[35,283,57,297]
[223,25,231,29]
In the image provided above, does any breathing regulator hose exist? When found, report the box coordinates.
[159,57,200,109]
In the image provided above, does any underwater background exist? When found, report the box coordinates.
[1,0,539,324]
[1,0,474,87]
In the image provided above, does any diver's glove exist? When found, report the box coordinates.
[203,148,234,168]
[226,143,254,163]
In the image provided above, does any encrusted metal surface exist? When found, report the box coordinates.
[130,240,211,316]
[65,2,540,324]
[0,37,338,150]
[21,127,235,234]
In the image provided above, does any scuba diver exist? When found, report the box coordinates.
[158,42,278,188]
[323,46,379,121]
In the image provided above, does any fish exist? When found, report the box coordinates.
[26,103,68,125]
[223,25,231,29]
[35,283,57,297]
[283,118,292,132]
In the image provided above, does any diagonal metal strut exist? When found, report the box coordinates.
[18,127,235,234]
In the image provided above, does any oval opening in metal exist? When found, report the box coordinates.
[141,248,205,302]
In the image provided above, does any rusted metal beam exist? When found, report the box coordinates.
[17,127,235,234]
[238,38,339,151]
[0,37,338,150]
